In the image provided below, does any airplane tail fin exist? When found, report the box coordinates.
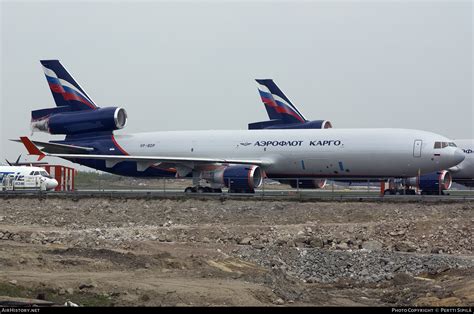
[40,60,97,111]
[20,137,46,161]
[255,79,306,124]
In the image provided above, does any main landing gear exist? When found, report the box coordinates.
[383,188,417,195]
[184,186,222,194]
[228,188,255,194]
[420,190,446,196]
[183,186,255,194]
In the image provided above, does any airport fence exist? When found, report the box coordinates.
[70,176,474,198]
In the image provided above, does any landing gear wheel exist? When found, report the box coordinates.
[197,187,205,193]
[212,188,222,193]
[185,187,194,193]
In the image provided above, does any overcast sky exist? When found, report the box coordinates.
[1,0,472,168]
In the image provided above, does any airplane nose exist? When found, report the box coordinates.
[453,148,465,165]
[47,179,58,190]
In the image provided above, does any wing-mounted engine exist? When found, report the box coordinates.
[200,165,263,193]
[406,170,452,194]
[31,107,127,135]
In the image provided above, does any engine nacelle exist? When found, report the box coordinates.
[406,170,452,192]
[282,179,327,189]
[249,119,332,130]
[31,107,127,135]
[203,165,263,191]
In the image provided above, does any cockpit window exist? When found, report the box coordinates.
[434,141,451,149]
[448,142,457,147]
[29,171,34,175]
[39,171,52,178]
[33,171,39,175]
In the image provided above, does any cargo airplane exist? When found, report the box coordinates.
[15,60,465,193]
[251,79,473,194]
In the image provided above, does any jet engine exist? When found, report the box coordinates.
[202,165,263,192]
[406,170,452,194]
[249,120,332,130]
[31,107,127,135]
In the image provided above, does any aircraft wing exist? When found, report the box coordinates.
[10,139,93,154]
[18,137,269,170]
[43,153,265,165]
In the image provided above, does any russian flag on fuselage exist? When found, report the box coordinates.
[41,60,97,111]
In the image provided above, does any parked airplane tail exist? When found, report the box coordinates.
[31,60,127,137]
[255,79,306,124]
[250,79,332,130]
[40,60,97,110]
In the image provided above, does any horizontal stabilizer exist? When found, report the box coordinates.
[19,137,46,161]
[12,138,94,154]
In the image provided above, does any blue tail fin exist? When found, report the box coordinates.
[255,79,306,123]
[40,60,97,111]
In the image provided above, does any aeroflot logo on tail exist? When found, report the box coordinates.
[253,140,342,147]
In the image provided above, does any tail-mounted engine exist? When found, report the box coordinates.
[31,107,127,135]
[249,119,332,130]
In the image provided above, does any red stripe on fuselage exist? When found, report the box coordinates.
[111,135,129,156]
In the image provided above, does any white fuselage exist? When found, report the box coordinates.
[114,128,464,178]
[451,139,474,182]
[0,166,58,190]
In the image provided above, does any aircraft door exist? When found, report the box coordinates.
[413,140,422,157]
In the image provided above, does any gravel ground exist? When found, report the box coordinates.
[0,197,472,306]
